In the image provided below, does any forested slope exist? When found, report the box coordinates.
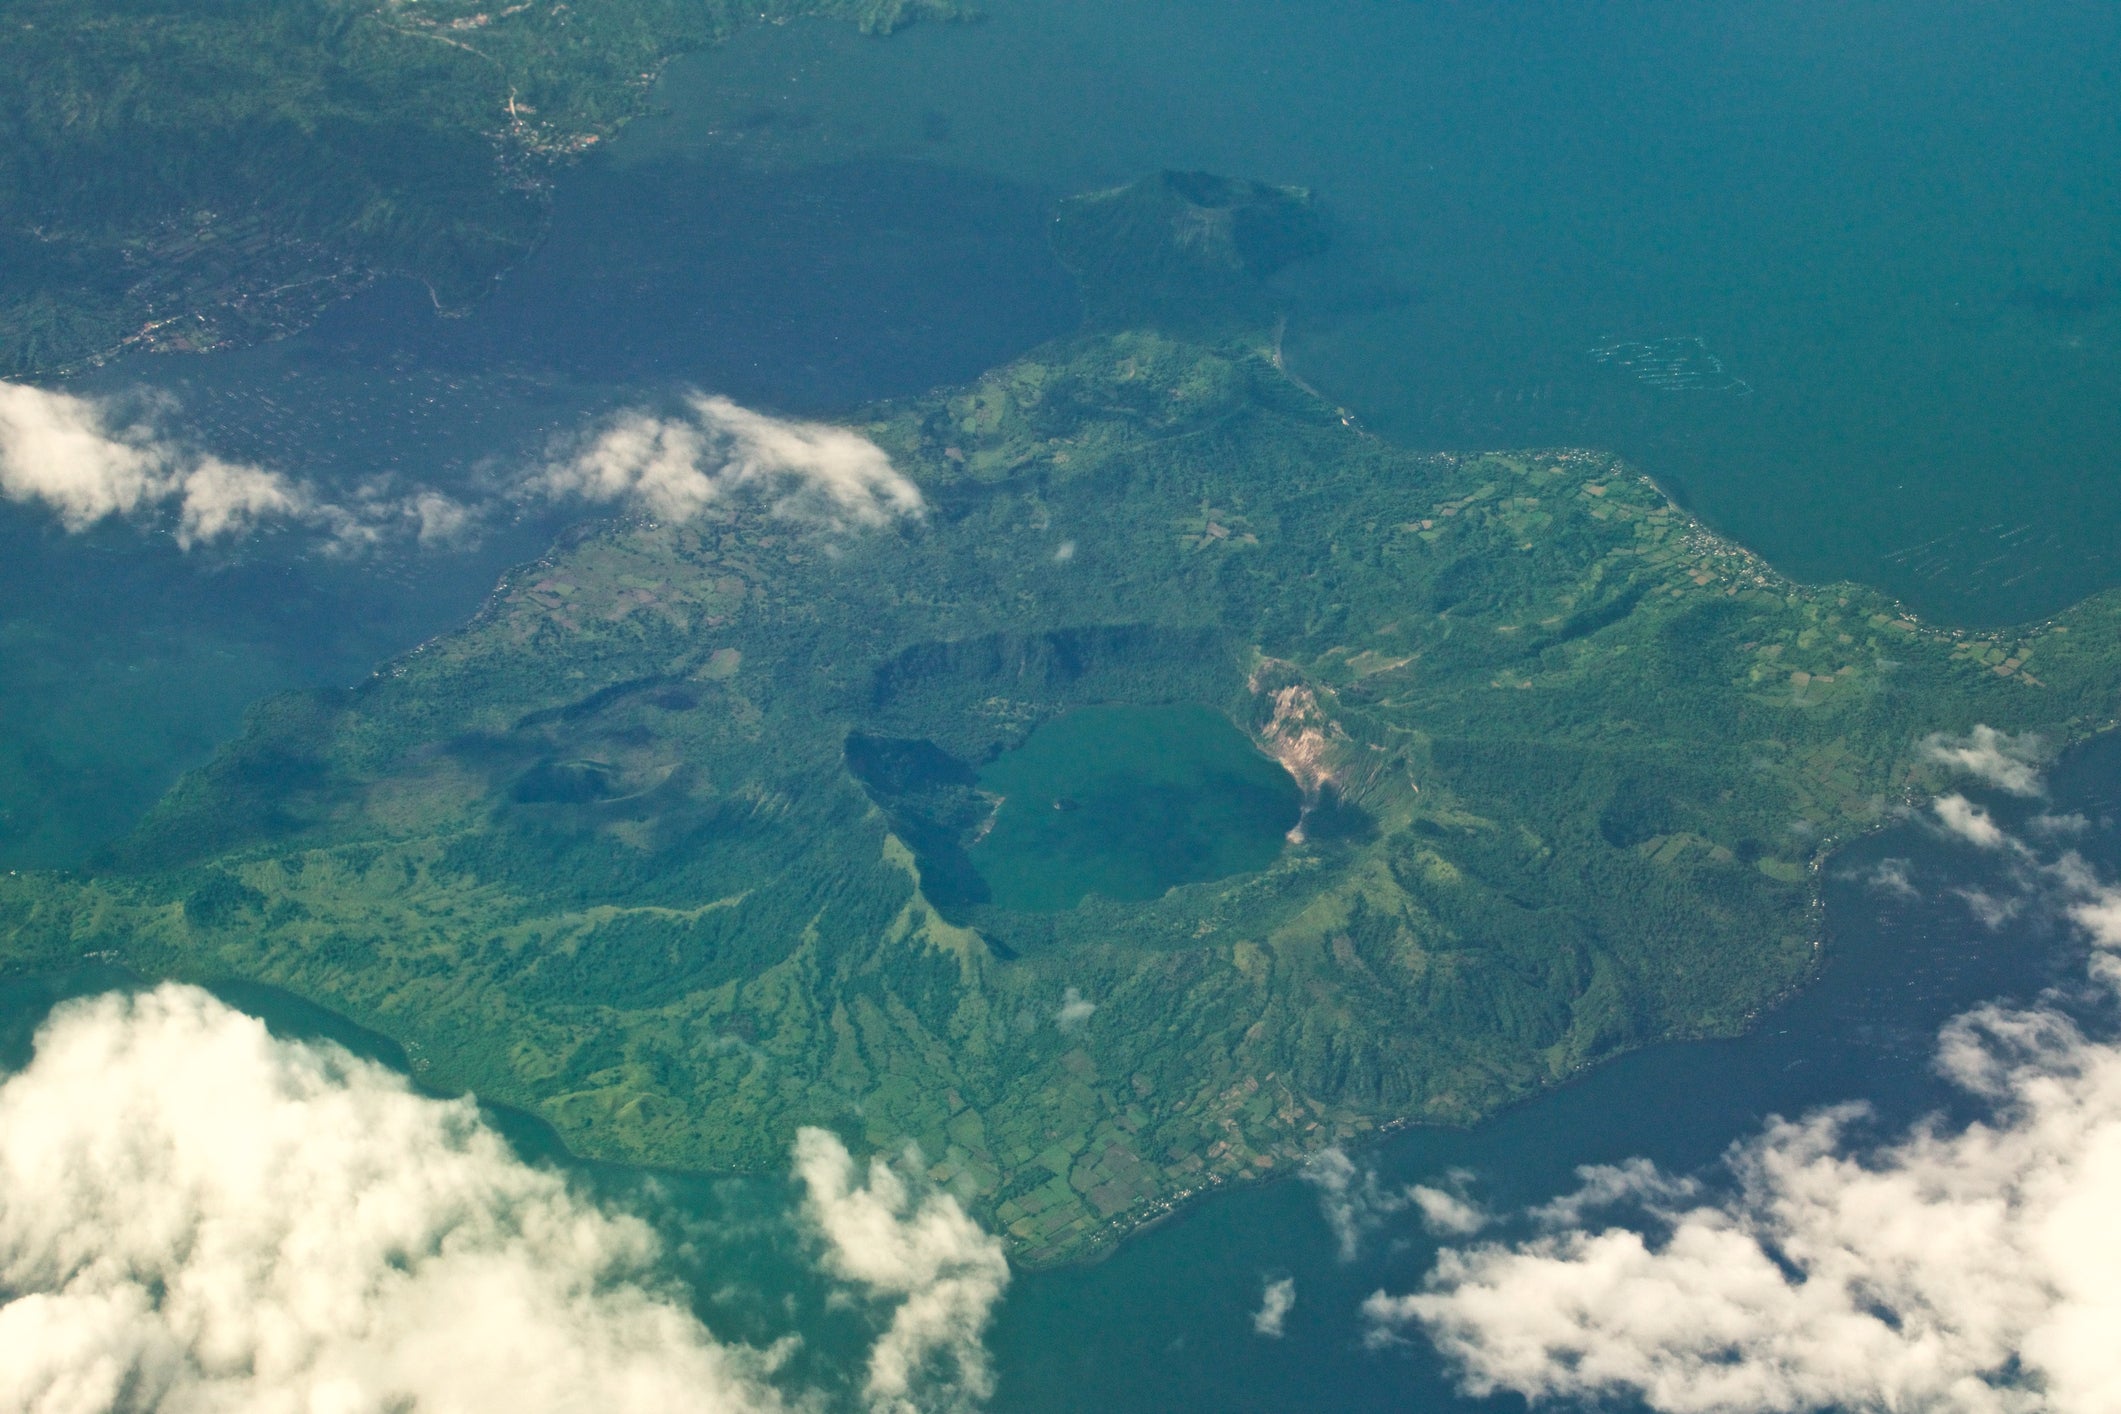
[7,326,2115,1263]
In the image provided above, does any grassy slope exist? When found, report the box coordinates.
[6,330,2118,1263]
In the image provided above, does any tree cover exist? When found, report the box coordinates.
[0,0,965,373]
[5,324,2117,1264]
[1050,170,1327,332]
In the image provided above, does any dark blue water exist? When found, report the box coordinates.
[6,2,2121,1406]
[667,0,2121,626]
[0,138,1077,867]
[976,734,2121,1412]
[5,732,2105,1411]
[0,353,581,867]
[17,0,2119,860]
[315,156,1077,409]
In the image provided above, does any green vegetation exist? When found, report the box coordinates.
[0,0,966,373]
[7,318,2118,1264]
[1052,170,1328,332]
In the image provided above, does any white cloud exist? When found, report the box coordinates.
[1370,837,2121,1414]
[0,986,1018,1414]
[793,1128,1010,1413]
[173,455,306,548]
[414,490,476,544]
[1252,1277,1296,1338]
[543,395,923,531]
[1302,1147,1419,1261]
[306,483,479,553]
[1526,1157,1699,1230]
[1303,1154,1485,1254]
[1056,987,1096,1031]
[1409,1183,1488,1237]
[1861,857,1920,898]
[0,379,468,551]
[1955,886,2024,930]
[2,382,917,551]
[1924,725,2046,797]
[0,984,793,1414]
[0,380,307,545]
[1935,793,2011,850]
[0,379,170,526]
[2076,907,2121,952]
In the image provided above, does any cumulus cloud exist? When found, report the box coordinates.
[1303,1153,1483,1253]
[542,395,923,530]
[1409,1183,1489,1238]
[1525,1157,1699,1230]
[0,379,468,550]
[1860,857,1920,898]
[0,379,167,525]
[0,984,793,1414]
[2072,882,2121,954]
[302,483,479,552]
[793,1128,1010,1412]
[1304,1147,1390,1260]
[1,380,298,546]
[1955,885,2025,930]
[1924,725,2047,797]
[1370,828,2121,1414]
[1252,1277,1296,1338]
[409,488,476,545]
[3,381,919,551]
[1935,792,2012,851]
[1056,987,1097,1031]
[1304,1147,1432,1261]
[172,455,307,546]
[0,986,1020,1414]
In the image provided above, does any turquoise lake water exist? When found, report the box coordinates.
[14,0,2121,865]
[969,705,1301,912]
[5,737,2105,1409]
[979,737,2117,1411]
[5,2,2121,1406]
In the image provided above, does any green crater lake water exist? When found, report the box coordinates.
[968,704,1301,912]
